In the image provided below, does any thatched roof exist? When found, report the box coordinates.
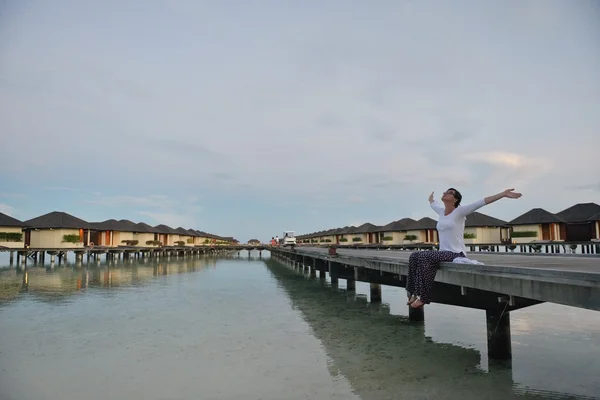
[154,224,179,234]
[353,223,381,233]
[186,229,199,236]
[406,217,438,230]
[90,219,138,232]
[555,203,600,223]
[133,222,161,233]
[465,212,508,228]
[23,211,93,230]
[508,208,564,225]
[175,227,191,235]
[0,212,26,227]
[378,218,417,232]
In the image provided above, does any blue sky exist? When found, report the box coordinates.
[0,0,599,242]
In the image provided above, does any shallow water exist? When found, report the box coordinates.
[0,251,599,400]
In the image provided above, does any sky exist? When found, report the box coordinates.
[0,0,599,243]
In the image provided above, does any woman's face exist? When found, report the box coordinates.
[441,189,457,204]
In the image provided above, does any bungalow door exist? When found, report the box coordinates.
[541,224,550,240]
[25,230,31,247]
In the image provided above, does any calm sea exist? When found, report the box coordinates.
[0,251,599,400]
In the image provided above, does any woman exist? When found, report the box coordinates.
[407,188,522,309]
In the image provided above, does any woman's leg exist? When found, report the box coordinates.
[406,252,421,304]
[411,251,460,308]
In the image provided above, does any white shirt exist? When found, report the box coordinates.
[430,198,486,255]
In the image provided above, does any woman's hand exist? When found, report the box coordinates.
[428,191,434,203]
[503,188,522,199]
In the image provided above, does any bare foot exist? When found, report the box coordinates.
[410,299,424,308]
[406,296,417,305]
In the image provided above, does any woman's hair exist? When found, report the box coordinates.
[448,188,462,208]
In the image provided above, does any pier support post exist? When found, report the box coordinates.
[329,262,339,286]
[10,251,14,265]
[408,306,424,322]
[370,283,382,303]
[346,278,356,291]
[486,309,512,360]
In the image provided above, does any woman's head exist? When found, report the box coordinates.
[442,188,462,208]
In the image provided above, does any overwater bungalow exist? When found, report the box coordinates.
[375,218,417,245]
[0,212,26,249]
[555,203,600,241]
[22,211,93,248]
[464,212,510,244]
[508,208,565,243]
[154,224,180,246]
[335,226,356,245]
[350,223,381,244]
[132,222,162,247]
[89,219,139,247]
[174,227,194,246]
[404,217,438,244]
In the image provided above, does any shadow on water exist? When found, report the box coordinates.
[263,257,599,400]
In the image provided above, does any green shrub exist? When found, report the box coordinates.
[352,237,362,242]
[63,234,82,243]
[511,231,537,238]
[464,233,476,239]
[0,232,23,242]
[404,235,417,241]
[382,236,393,241]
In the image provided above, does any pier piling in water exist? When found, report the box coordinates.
[486,309,512,360]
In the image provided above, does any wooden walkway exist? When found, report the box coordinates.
[302,247,600,274]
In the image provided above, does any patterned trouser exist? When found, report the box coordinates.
[406,250,463,304]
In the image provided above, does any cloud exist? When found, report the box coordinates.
[85,195,175,208]
[568,182,600,192]
[0,203,16,216]
[43,186,78,192]
[0,0,598,241]
[137,211,195,229]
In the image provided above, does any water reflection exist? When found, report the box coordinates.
[0,255,220,306]
[265,258,600,400]
[0,252,599,400]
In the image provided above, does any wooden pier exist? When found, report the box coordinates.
[0,245,269,266]
[269,246,600,360]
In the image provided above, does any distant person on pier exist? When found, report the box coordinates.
[407,188,522,309]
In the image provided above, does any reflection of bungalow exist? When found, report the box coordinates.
[464,212,509,244]
[404,217,438,243]
[508,208,565,243]
[375,218,416,245]
[154,224,180,246]
[133,222,162,246]
[22,211,94,248]
[0,212,26,249]
[248,239,261,245]
[89,219,139,247]
[350,223,381,244]
[555,203,600,241]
